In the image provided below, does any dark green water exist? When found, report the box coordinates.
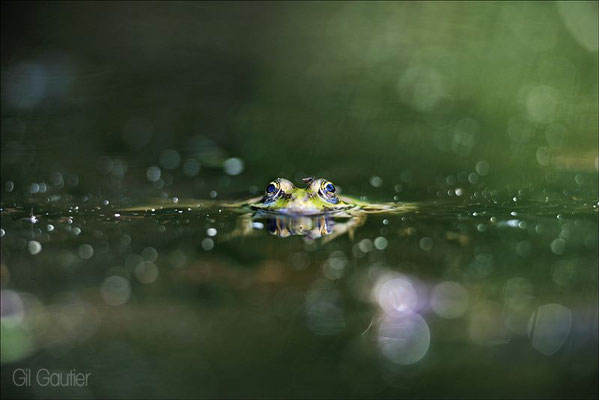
[1,2,598,398]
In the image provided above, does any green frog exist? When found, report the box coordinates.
[249,177,403,214]
[122,177,416,241]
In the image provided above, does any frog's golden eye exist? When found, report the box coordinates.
[265,181,280,196]
[319,180,339,204]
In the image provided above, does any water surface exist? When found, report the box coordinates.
[1,188,597,398]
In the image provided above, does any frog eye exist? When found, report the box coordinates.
[265,181,280,196]
[319,180,339,204]
[320,180,336,194]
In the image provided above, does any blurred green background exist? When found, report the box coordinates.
[2,1,597,201]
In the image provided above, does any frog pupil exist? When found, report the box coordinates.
[266,183,277,194]
[325,183,335,193]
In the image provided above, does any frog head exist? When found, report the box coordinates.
[250,177,352,215]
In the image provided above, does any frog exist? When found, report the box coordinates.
[121,177,417,242]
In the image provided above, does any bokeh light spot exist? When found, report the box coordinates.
[528,303,572,356]
[430,281,469,319]
[378,313,430,365]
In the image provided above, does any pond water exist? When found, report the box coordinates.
[1,2,598,399]
[1,187,597,398]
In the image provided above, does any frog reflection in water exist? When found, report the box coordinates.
[125,177,416,242]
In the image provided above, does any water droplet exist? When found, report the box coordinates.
[369,176,383,188]
[141,247,158,262]
[475,161,489,176]
[28,241,42,255]
[358,239,373,253]
[146,166,161,182]
[201,238,214,251]
[101,275,131,306]
[378,313,430,365]
[223,157,244,175]
[374,236,388,250]
[78,244,94,259]
[159,149,181,170]
[377,277,418,317]
[550,238,565,255]
[528,304,572,356]
[468,172,479,184]
[182,158,200,176]
[323,252,347,280]
[536,147,552,166]
[135,261,159,284]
